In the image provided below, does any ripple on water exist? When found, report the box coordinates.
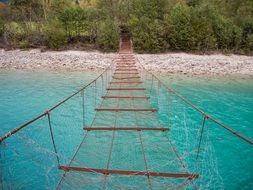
[0,71,252,189]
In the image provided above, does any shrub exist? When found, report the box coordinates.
[96,19,119,51]
[247,34,253,51]
[240,20,253,52]
[129,16,166,52]
[168,2,194,51]
[211,14,242,50]
[43,20,67,49]
[18,39,29,49]
[58,7,98,42]
[4,22,26,46]
[0,18,4,36]
[189,7,217,51]
[58,7,87,39]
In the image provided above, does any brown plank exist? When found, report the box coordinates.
[107,88,145,90]
[59,166,199,179]
[83,127,168,131]
[114,73,139,75]
[95,108,157,112]
[112,76,141,79]
[102,96,149,99]
[110,81,143,84]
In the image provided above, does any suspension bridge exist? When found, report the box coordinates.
[0,34,252,190]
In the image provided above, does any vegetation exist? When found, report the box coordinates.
[0,0,252,53]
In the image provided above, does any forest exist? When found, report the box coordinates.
[0,0,252,53]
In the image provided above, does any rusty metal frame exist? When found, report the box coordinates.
[102,96,149,99]
[59,166,199,179]
[107,88,145,90]
[110,81,143,84]
[83,127,168,131]
[114,72,139,75]
[95,108,157,112]
[112,76,141,79]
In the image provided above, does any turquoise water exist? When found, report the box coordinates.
[0,70,252,189]
[161,75,253,190]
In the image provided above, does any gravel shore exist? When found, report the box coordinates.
[136,53,253,77]
[0,49,116,71]
[1,49,253,77]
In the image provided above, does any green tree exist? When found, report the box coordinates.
[211,14,242,50]
[43,19,67,49]
[128,0,167,52]
[168,2,193,50]
[0,18,4,36]
[96,19,119,51]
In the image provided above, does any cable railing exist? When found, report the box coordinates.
[0,63,115,144]
[0,37,252,190]
[0,60,116,189]
[136,58,253,146]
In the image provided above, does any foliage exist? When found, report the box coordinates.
[4,22,26,46]
[129,16,166,52]
[58,7,98,43]
[129,0,167,52]
[0,18,4,36]
[168,2,193,50]
[188,7,217,51]
[1,0,253,53]
[96,19,119,51]
[211,14,242,50]
[43,20,67,49]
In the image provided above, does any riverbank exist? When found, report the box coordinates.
[137,53,253,77]
[0,49,116,71]
[1,49,253,77]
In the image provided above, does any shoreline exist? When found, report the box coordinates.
[1,49,253,78]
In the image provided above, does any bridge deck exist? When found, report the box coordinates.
[57,37,198,189]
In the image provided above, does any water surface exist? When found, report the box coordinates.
[0,70,252,189]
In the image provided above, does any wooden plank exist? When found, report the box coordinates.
[107,88,145,90]
[115,68,137,70]
[116,63,135,64]
[114,73,139,75]
[83,127,168,131]
[116,65,136,67]
[59,166,199,179]
[95,108,157,112]
[116,65,135,66]
[115,69,138,71]
[102,96,149,99]
[110,81,143,84]
[116,63,136,66]
[116,66,135,68]
[116,61,135,63]
[112,76,141,79]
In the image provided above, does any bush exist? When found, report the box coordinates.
[96,19,119,51]
[0,18,4,36]
[247,34,253,51]
[58,7,87,39]
[168,2,194,51]
[129,16,166,52]
[211,14,242,50]
[4,22,26,46]
[18,39,29,49]
[128,0,167,52]
[240,20,253,52]
[58,7,98,42]
[43,20,67,49]
[189,7,217,51]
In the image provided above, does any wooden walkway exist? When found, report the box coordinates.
[56,36,198,190]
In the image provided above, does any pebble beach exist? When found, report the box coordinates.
[1,49,253,77]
